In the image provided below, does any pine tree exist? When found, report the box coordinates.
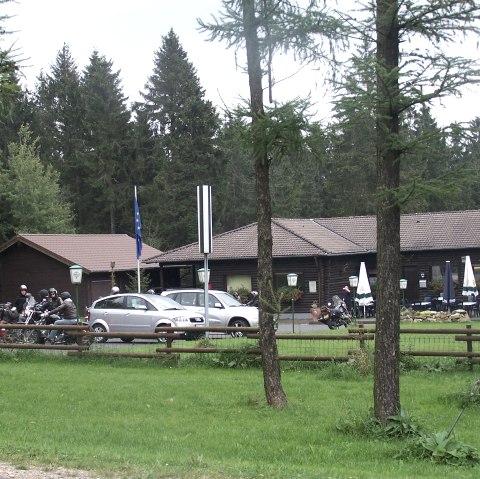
[81,50,132,233]
[138,29,221,250]
[33,44,86,224]
[0,125,75,236]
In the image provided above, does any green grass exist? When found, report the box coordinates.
[0,351,480,478]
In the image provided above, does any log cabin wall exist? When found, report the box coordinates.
[159,248,480,313]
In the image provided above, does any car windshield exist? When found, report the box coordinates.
[214,291,243,307]
[147,295,186,311]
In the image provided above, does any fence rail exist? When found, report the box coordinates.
[1,323,480,365]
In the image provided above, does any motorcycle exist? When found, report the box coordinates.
[21,302,51,344]
[0,303,23,343]
[244,290,258,307]
[318,295,352,329]
[231,290,259,307]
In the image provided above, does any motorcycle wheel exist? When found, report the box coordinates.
[22,329,42,344]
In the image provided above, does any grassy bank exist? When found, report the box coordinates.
[0,352,479,478]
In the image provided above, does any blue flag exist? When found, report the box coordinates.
[134,188,142,259]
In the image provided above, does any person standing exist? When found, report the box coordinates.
[14,284,28,314]
[342,285,352,311]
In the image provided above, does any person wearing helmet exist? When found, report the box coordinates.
[45,288,62,312]
[110,286,120,295]
[44,291,77,344]
[14,284,29,314]
[146,289,155,294]
[38,289,49,301]
[37,289,49,311]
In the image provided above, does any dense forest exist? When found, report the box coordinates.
[0,13,479,252]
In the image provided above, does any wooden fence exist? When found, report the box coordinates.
[1,323,480,366]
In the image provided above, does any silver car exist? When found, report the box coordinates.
[161,289,259,336]
[87,293,205,343]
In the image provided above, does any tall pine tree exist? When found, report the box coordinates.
[81,50,132,233]
[33,44,86,224]
[138,29,221,250]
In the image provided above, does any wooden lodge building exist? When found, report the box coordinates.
[0,234,162,312]
[146,210,480,313]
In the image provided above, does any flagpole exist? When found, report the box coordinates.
[137,259,140,293]
[134,186,142,293]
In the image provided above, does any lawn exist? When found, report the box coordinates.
[0,351,479,479]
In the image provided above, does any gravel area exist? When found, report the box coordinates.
[0,462,103,479]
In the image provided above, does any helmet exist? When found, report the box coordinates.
[146,289,155,294]
[111,286,120,295]
[60,291,71,300]
[20,284,27,291]
[39,289,48,299]
[49,288,57,295]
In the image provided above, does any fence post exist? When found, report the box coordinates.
[466,324,473,371]
[359,324,366,350]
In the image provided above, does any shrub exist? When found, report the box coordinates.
[347,348,374,375]
[336,407,422,439]
[383,408,422,438]
[400,431,480,466]
[276,286,304,303]
[212,346,261,369]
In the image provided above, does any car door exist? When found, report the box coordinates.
[91,295,126,332]
[195,292,225,327]
[123,296,158,333]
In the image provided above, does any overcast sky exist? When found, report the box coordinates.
[3,0,480,126]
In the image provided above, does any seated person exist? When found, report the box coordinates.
[44,292,77,344]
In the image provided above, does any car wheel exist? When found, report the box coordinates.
[229,318,249,338]
[90,324,107,343]
[156,323,172,344]
[120,337,134,343]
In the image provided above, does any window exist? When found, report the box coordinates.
[474,264,480,282]
[226,275,252,293]
[176,292,197,307]
[197,293,216,308]
[431,264,459,283]
[95,296,124,309]
[126,296,149,310]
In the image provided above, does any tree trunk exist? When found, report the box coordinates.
[374,0,401,423]
[242,0,287,408]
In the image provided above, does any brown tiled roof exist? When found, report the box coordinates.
[146,210,480,264]
[0,234,162,274]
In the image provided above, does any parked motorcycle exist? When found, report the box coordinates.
[0,302,23,343]
[318,295,352,329]
[21,302,50,344]
[231,290,259,307]
[244,290,258,307]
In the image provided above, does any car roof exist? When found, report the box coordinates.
[163,289,227,294]
[93,292,186,308]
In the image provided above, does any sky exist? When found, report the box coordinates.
[3,0,480,126]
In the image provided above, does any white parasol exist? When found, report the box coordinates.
[356,262,373,318]
[462,255,478,298]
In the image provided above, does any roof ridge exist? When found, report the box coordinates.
[312,218,370,252]
[272,218,329,254]
[144,223,258,262]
